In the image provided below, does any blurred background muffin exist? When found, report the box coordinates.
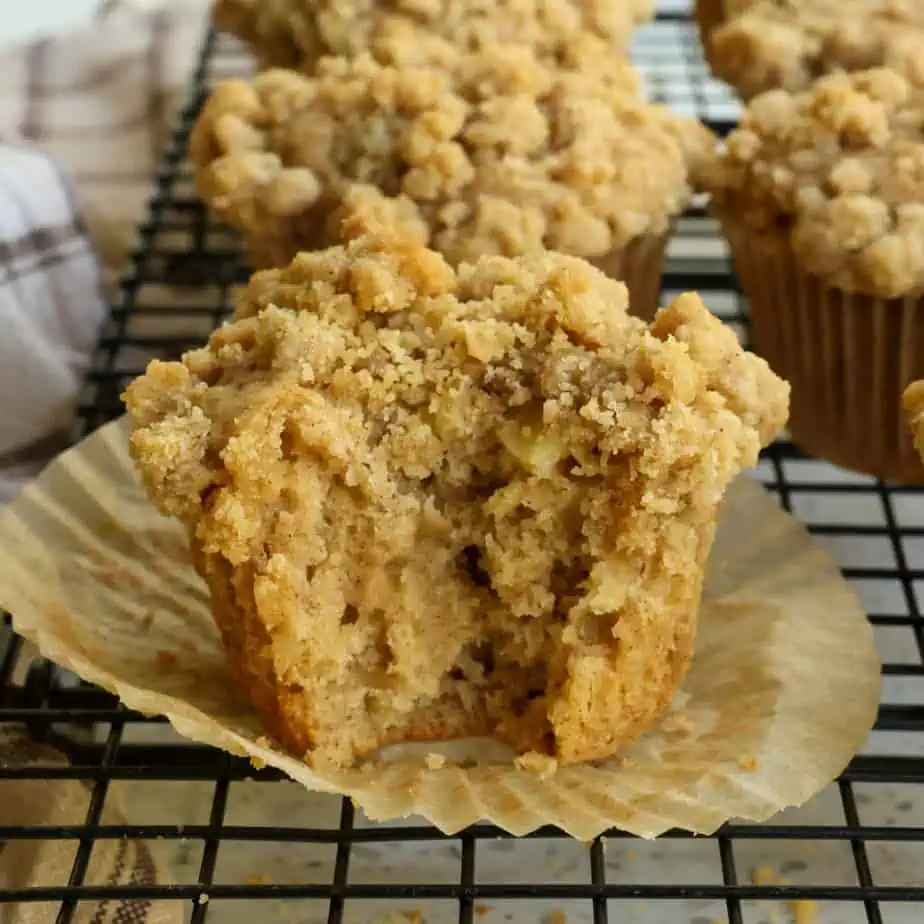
[705,67,924,481]
[697,0,924,100]
[190,43,713,321]
[214,0,654,73]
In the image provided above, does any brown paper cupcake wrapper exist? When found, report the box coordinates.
[0,418,879,841]
[723,220,924,483]
[590,231,671,323]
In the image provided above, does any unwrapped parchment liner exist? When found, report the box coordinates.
[0,418,880,841]
[723,218,924,484]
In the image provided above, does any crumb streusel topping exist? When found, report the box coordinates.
[213,0,654,71]
[124,225,788,767]
[706,68,924,297]
[190,46,714,267]
[709,0,924,99]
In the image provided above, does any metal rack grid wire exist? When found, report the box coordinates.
[2,7,924,924]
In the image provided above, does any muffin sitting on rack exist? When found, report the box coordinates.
[213,0,654,72]
[704,66,924,482]
[189,42,714,320]
[123,222,789,770]
[696,0,924,100]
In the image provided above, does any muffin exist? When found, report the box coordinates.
[692,0,753,80]
[705,67,924,482]
[213,0,654,73]
[123,223,789,769]
[701,0,924,100]
[189,45,715,320]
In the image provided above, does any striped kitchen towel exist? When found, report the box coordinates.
[0,727,182,924]
[0,0,211,275]
[0,145,107,504]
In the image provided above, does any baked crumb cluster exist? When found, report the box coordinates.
[903,380,924,460]
[706,68,924,297]
[124,228,788,767]
[709,0,924,99]
[213,0,654,71]
[190,48,714,269]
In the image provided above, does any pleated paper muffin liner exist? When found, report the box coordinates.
[0,418,880,841]
[722,218,924,483]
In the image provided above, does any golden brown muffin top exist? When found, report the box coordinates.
[213,0,654,71]
[705,68,924,297]
[190,46,715,263]
[709,0,924,99]
[125,224,788,560]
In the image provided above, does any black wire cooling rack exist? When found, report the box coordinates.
[2,6,924,924]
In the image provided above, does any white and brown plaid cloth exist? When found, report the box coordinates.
[0,2,212,921]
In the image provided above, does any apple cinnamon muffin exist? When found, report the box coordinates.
[123,224,789,769]
[189,44,714,320]
[700,0,924,100]
[213,0,654,72]
[705,67,924,481]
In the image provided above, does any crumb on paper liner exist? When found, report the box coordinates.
[0,418,880,841]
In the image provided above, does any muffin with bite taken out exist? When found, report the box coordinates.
[123,219,789,769]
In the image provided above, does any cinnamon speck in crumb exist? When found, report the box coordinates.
[155,651,177,670]
[739,754,760,771]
